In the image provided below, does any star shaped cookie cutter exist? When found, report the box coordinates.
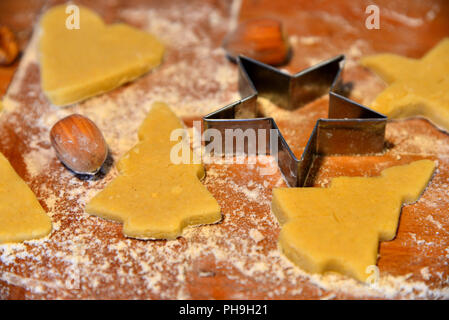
[203,55,387,187]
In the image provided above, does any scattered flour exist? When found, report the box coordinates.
[0,0,448,300]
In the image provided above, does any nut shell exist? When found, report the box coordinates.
[0,26,19,66]
[223,18,290,66]
[50,114,108,175]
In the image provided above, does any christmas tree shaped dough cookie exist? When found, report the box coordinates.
[361,38,449,132]
[86,102,221,240]
[39,5,164,106]
[272,160,435,281]
[0,153,52,243]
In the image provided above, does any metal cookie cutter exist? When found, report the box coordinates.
[203,55,387,187]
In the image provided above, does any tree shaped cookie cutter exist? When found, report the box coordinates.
[203,55,387,187]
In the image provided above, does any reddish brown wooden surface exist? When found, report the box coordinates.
[0,0,448,299]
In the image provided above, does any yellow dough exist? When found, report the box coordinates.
[361,38,449,132]
[39,5,164,106]
[86,102,221,240]
[272,160,435,282]
[0,153,52,243]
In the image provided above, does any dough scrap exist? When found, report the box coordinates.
[271,160,435,281]
[39,5,164,106]
[0,152,52,243]
[86,102,221,240]
[361,38,449,132]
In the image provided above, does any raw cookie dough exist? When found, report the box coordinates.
[86,102,221,240]
[271,160,435,282]
[39,5,164,106]
[0,152,52,243]
[361,38,449,132]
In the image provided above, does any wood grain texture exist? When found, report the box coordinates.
[0,0,448,299]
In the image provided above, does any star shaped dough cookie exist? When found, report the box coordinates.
[361,38,449,132]
[86,102,221,240]
[271,160,435,282]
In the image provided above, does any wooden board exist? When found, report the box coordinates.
[0,0,448,299]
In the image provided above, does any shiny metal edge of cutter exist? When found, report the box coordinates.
[203,55,387,187]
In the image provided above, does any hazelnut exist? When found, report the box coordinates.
[0,26,19,66]
[223,18,290,66]
[50,114,108,175]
